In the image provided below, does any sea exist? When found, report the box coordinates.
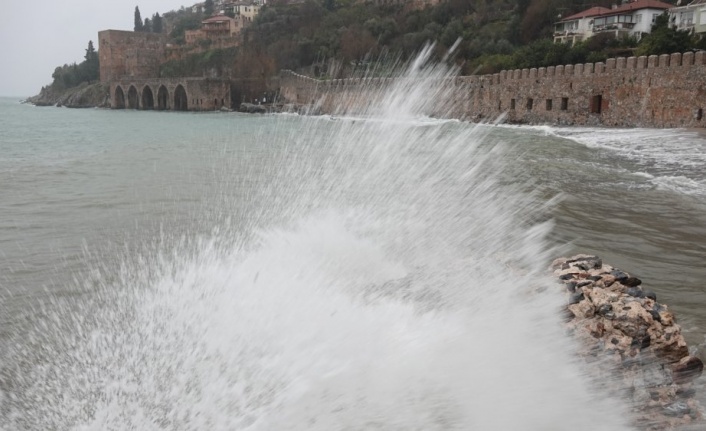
[1,54,706,430]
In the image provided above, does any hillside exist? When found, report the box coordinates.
[159,0,686,82]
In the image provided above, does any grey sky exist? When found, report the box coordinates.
[0,0,185,97]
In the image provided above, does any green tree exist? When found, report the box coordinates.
[169,13,203,44]
[636,13,694,56]
[204,0,214,17]
[83,40,100,82]
[134,6,144,32]
[364,17,398,45]
[152,13,163,33]
[144,17,152,33]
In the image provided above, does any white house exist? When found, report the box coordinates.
[554,0,673,44]
[554,6,611,45]
[223,1,262,22]
[668,0,706,34]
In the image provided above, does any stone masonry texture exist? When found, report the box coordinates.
[280,51,706,128]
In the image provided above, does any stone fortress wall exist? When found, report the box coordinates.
[99,30,231,111]
[110,78,231,111]
[280,51,706,128]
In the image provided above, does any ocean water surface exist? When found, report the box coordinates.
[1,57,706,430]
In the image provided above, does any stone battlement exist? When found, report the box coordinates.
[279,51,706,128]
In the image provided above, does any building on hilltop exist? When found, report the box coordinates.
[554,0,673,45]
[225,1,262,22]
[185,14,245,44]
[183,1,261,45]
[192,2,203,13]
[553,7,611,45]
[668,0,706,34]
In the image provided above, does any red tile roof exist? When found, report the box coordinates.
[560,0,672,22]
[561,6,611,21]
[203,15,233,23]
[611,0,673,13]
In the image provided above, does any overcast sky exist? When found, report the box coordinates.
[0,0,186,97]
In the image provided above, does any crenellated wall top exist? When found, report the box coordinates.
[281,51,706,89]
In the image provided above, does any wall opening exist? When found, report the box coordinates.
[561,97,569,111]
[157,85,169,110]
[230,85,241,110]
[127,85,139,109]
[141,86,154,110]
[510,99,516,110]
[590,95,603,114]
[114,86,126,109]
[174,85,188,111]
[215,98,218,108]
[546,99,552,111]
[526,98,533,111]
[698,108,703,121]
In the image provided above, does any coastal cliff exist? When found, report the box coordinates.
[26,82,110,108]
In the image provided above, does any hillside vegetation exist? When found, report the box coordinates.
[162,0,706,81]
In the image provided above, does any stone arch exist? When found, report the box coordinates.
[141,86,155,110]
[127,85,139,109]
[174,84,188,111]
[157,85,169,110]
[114,85,126,109]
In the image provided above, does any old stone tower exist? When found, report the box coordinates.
[98,30,166,82]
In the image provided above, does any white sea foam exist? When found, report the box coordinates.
[652,175,706,196]
[551,127,706,169]
[539,126,706,196]
[0,46,633,430]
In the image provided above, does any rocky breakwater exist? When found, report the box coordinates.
[553,255,704,430]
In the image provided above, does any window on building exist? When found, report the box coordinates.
[527,98,534,110]
[546,99,553,111]
[510,98,516,110]
[591,95,603,114]
[652,13,659,23]
[561,97,569,111]
[636,14,642,23]
[681,11,694,25]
